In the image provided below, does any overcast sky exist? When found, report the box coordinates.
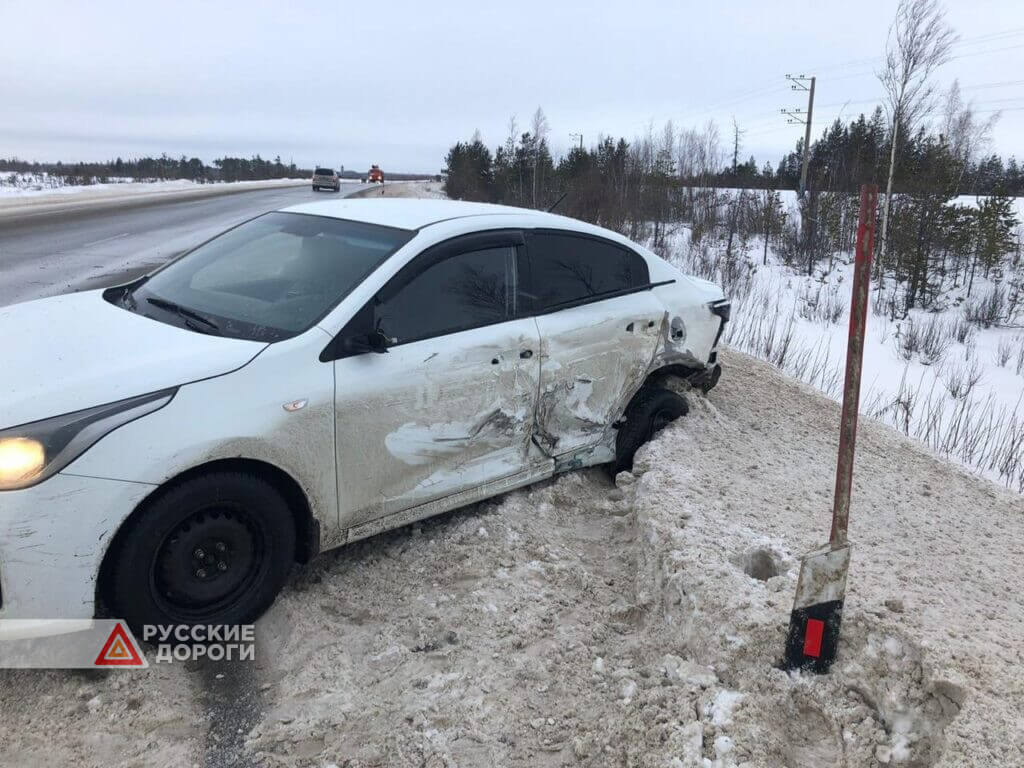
[2,0,1023,173]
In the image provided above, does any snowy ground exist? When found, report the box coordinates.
[0,174,313,217]
[668,193,1024,492]
[348,180,446,199]
[1,349,1020,767]
[0,172,309,199]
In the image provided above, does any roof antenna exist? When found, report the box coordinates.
[546,192,567,213]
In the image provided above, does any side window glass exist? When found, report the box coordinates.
[528,233,649,311]
[375,246,515,344]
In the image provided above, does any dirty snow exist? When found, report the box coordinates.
[349,180,446,199]
[1,349,1021,766]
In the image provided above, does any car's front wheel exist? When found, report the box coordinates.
[107,471,296,637]
[613,386,688,473]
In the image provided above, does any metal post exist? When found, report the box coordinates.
[830,184,877,546]
[782,184,878,674]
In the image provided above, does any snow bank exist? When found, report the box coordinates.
[1,352,1020,766]
[0,174,313,218]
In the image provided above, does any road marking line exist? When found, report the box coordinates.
[83,232,130,247]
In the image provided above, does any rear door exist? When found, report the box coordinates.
[332,231,544,529]
[525,230,665,460]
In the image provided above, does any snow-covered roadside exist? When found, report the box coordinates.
[625,351,1023,766]
[1,351,1020,767]
[665,194,1024,492]
[0,177,314,218]
[348,180,446,199]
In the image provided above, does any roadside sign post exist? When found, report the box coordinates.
[783,184,879,673]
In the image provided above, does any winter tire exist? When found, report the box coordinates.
[107,471,296,637]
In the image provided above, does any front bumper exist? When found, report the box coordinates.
[0,473,154,622]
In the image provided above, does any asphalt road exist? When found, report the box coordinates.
[0,183,365,308]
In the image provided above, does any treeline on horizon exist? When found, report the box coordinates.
[0,154,308,183]
[443,105,1023,214]
[0,155,441,184]
[444,105,1022,321]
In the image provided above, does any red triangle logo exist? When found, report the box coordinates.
[94,623,145,667]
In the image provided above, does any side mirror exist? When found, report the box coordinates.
[367,328,392,353]
[320,304,396,362]
[339,328,392,355]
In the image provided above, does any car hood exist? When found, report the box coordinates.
[1,290,266,428]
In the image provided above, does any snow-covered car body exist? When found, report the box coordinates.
[0,199,726,626]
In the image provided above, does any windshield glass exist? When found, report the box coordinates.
[120,212,413,342]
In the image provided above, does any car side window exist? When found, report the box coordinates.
[374,245,515,345]
[527,232,649,312]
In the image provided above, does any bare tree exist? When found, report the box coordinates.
[940,80,999,193]
[730,116,745,171]
[530,107,550,207]
[877,0,956,274]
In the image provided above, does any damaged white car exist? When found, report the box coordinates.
[0,199,727,634]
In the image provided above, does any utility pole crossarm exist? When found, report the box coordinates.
[780,108,807,124]
[780,74,816,197]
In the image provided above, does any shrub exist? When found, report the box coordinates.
[965,286,1007,328]
[894,315,949,366]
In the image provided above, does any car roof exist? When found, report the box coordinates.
[279,198,589,233]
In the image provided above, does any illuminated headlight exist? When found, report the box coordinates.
[0,389,176,491]
[0,438,45,487]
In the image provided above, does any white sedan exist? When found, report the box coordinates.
[0,199,728,635]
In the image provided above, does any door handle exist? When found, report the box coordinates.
[519,349,533,359]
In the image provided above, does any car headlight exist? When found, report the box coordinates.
[0,389,176,490]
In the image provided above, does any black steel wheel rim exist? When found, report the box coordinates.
[151,503,267,622]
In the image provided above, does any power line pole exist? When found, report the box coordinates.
[569,132,583,151]
[781,74,816,197]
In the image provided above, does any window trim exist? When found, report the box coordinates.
[322,229,527,360]
[522,229,654,316]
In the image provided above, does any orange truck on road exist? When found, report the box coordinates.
[366,165,384,184]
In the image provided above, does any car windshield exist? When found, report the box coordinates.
[119,212,413,342]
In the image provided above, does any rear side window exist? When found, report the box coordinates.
[374,246,515,345]
[527,232,649,311]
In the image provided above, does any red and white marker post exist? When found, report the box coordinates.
[783,184,879,674]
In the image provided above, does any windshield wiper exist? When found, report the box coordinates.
[146,296,221,333]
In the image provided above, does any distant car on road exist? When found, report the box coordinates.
[0,199,727,636]
[312,167,340,192]
[364,165,384,184]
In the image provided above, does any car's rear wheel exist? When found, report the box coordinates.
[312,185,319,191]
[108,472,295,637]
[613,386,688,473]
